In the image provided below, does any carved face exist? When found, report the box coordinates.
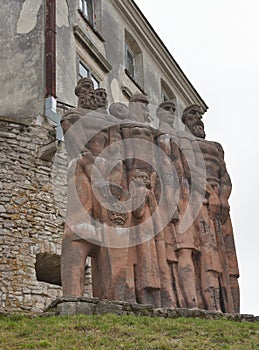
[95,89,108,109]
[157,102,176,126]
[133,169,150,188]
[78,81,96,110]
[108,203,128,225]
[162,103,176,115]
[183,106,205,138]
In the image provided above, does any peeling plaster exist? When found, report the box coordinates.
[111,78,121,103]
[57,0,69,28]
[16,0,42,34]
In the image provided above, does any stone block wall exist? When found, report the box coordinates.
[0,118,63,312]
[0,118,92,313]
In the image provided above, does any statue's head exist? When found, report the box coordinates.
[133,168,151,188]
[182,104,205,139]
[75,77,96,110]
[156,100,177,127]
[129,93,151,123]
[109,102,131,120]
[95,88,108,109]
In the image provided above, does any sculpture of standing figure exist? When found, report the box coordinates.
[181,104,239,313]
[61,77,96,160]
[60,77,239,314]
[156,100,199,308]
[131,166,176,308]
[61,80,124,298]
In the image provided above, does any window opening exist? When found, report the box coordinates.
[126,44,135,78]
[79,0,94,26]
[78,60,100,88]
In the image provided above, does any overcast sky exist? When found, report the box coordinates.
[134,0,259,315]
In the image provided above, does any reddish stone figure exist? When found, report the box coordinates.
[95,87,108,114]
[156,100,199,308]
[61,82,124,298]
[60,78,239,313]
[61,77,96,160]
[131,166,176,308]
[181,104,239,313]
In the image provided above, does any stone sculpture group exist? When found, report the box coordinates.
[60,77,239,313]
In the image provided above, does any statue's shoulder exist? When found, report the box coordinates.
[211,141,224,152]
[208,141,225,157]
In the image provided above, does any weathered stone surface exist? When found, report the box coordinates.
[48,298,257,322]
[0,119,91,313]
[95,300,123,315]
[76,301,95,315]
[56,302,77,316]
[153,308,168,318]
[131,304,154,317]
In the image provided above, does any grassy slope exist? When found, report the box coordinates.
[0,314,258,350]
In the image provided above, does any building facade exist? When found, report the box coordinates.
[0,0,207,313]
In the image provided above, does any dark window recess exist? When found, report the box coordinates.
[124,30,144,89]
[78,60,100,88]
[125,69,146,95]
[35,253,61,286]
[160,78,176,102]
[79,0,94,26]
[126,44,135,78]
[161,89,170,102]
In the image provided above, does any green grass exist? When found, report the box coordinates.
[0,314,258,349]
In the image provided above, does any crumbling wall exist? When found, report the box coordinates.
[0,118,63,312]
[0,117,92,312]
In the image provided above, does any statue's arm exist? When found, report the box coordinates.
[214,142,232,222]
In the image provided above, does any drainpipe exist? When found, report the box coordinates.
[45,0,63,141]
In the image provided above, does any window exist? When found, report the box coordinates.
[161,78,176,102]
[79,61,89,78]
[126,44,136,79]
[125,30,143,88]
[161,89,169,102]
[79,0,94,26]
[91,75,99,89]
[78,60,100,89]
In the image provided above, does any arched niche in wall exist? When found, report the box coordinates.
[124,29,144,89]
[160,78,177,103]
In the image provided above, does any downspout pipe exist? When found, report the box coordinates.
[45,0,63,141]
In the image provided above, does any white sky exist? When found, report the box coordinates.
[135,0,259,315]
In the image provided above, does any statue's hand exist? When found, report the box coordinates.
[220,199,230,224]
[208,193,220,220]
